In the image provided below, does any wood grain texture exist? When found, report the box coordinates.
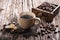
[0,0,60,40]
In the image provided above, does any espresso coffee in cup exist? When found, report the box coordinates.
[17,12,41,29]
[21,15,33,19]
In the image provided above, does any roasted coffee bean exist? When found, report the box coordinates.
[38,32,40,35]
[45,32,48,34]
[54,32,58,34]
[40,26,43,28]
[47,35,50,38]
[45,7,53,12]
[58,31,60,33]
[52,4,58,7]
[50,24,54,27]
[45,29,47,31]
[41,32,45,36]
[50,29,55,31]
[41,29,45,32]
[43,27,46,28]
[47,30,51,34]
[55,25,58,27]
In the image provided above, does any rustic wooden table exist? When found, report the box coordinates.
[0,24,60,40]
[0,0,60,40]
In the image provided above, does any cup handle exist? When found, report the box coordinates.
[34,17,41,25]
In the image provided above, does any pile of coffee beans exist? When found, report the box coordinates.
[37,23,59,36]
[37,2,58,12]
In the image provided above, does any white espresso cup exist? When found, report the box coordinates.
[17,12,41,29]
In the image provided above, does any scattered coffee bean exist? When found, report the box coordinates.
[47,35,50,38]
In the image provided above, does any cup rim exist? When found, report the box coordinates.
[19,12,36,20]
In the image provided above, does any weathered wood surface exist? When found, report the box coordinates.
[0,0,60,27]
[0,0,60,40]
